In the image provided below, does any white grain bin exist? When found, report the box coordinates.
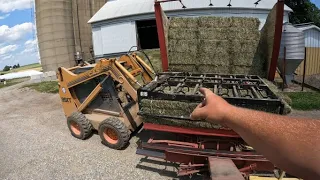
[278,23,305,85]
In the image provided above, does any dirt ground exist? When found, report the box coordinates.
[0,82,181,180]
[0,82,319,179]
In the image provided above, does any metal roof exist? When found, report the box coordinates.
[88,0,293,24]
[295,24,320,32]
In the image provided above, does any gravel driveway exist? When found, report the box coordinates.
[0,82,319,180]
[0,83,177,180]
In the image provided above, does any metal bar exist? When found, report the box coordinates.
[136,149,165,159]
[282,46,286,91]
[193,84,200,95]
[78,80,104,112]
[231,75,239,97]
[173,83,183,93]
[92,109,121,117]
[143,123,240,138]
[115,60,139,85]
[167,76,262,82]
[141,142,266,159]
[154,2,169,72]
[268,0,285,81]
[250,86,260,99]
[302,47,307,91]
[148,139,199,148]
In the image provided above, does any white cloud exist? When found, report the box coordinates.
[0,22,33,42]
[2,54,13,60]
[0,13,10,19]
[0,0,33,13]
[0,45,18,55]
[21,38,38,54]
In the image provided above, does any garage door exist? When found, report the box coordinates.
[99,21,137,55]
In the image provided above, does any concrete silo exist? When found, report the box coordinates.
[36,0,107,72]
[36,0,76,72]
[72,0,107,62]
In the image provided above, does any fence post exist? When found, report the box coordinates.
[302,47,307,91]
[282,46,286,91]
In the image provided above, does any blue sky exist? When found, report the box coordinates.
[0,0,319,70]
[0,0,38,70]
[311,0,320,7]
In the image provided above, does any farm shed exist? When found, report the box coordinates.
[88,0,292,58]
[294,24,320,75]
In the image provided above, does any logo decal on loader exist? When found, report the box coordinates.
[61,97,72,103]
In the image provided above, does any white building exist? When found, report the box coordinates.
[89,0,292,57]
[295,23,320,47]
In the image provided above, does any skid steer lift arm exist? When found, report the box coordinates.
[57,53,154,117]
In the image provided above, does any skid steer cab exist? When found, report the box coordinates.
[57,53,154,149]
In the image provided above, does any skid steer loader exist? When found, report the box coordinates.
[57,53,154,149]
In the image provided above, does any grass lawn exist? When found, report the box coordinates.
[285,92,320,110]
[0,63,42,75]
[23,81,59,94]
[0,77,30,89]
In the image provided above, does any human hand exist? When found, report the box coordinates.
[190,88,233,124]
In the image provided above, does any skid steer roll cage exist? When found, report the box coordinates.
[57,53,154,117]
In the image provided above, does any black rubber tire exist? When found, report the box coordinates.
[98,117,130,150]
[67,112,92,140]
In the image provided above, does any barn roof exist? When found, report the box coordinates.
[88,0,293,24]
[295,23,320,32]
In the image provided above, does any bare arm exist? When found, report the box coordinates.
[191,88,320,179]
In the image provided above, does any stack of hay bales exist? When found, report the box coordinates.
[167,16,264,76]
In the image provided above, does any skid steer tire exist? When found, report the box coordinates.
[98,117,130,150]
[67,112,92,140]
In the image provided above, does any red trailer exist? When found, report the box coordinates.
[136,1,286,179]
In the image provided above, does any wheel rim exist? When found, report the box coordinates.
[103,128,118,144]
[70,121,81,136]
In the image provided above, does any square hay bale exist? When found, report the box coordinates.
[197,28,228,40]
[198,65,231,74]
[168,29,198,40]
[197,16,232,28]
[169,17,199,28]
[168,52,197,65]
[142,116,223,129]
[140,99,224,129]
[199,40,229,53]
[199,54,231,66]
[228,28,260,41]
[169,64,197,72]
[168,39,198,54]
[140,99,198,117]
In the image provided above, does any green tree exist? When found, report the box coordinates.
[17,63,20,68]
[3,65,11,71]
[285,0,320,26]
